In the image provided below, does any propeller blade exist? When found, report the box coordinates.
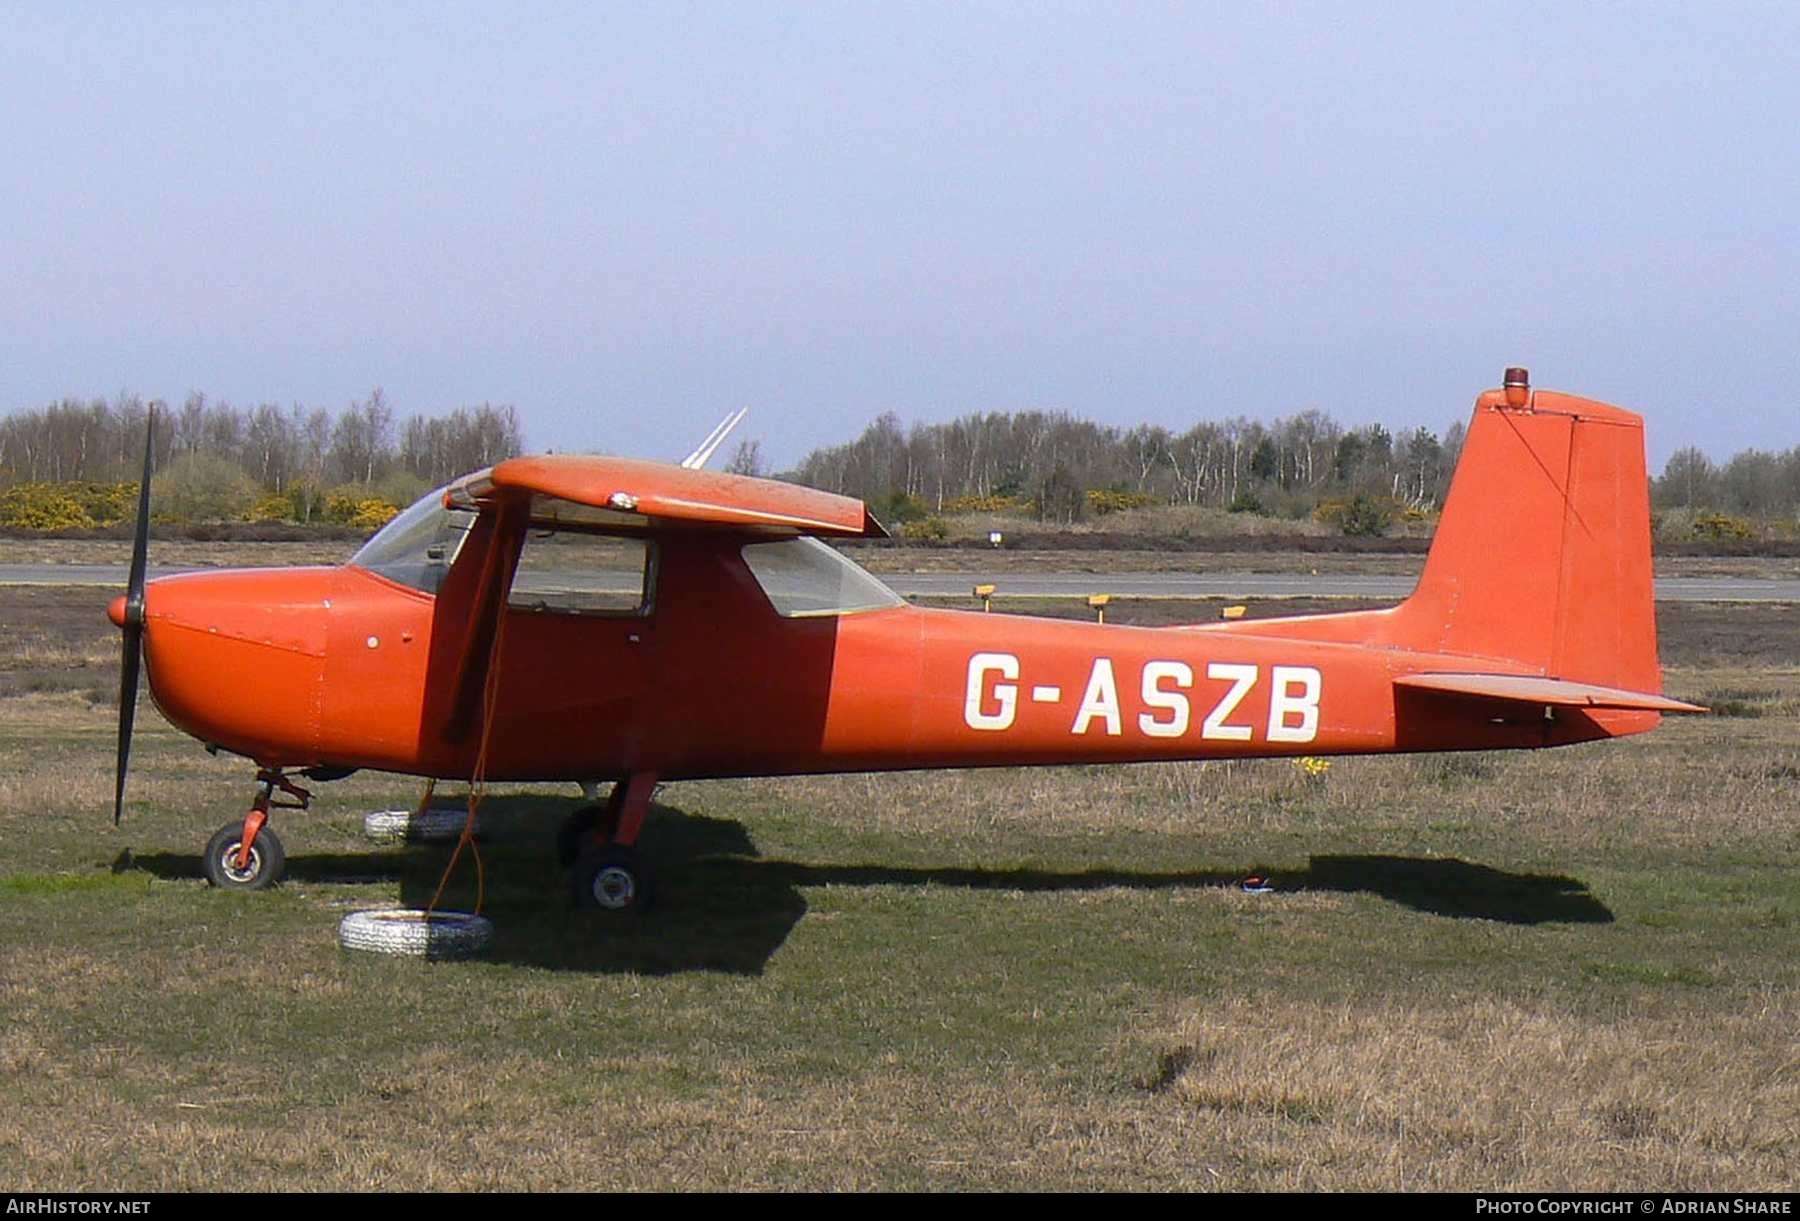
[113,408,155,825]
[125,409,153,622]
[114,618,141,825]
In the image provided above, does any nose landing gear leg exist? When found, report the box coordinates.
[204,769,309,891]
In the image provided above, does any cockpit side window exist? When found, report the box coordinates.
[349,488,475,595]
[508,530,656,616]
[740,536,903,618]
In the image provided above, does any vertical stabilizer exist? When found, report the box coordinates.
[1394,370,1661,692]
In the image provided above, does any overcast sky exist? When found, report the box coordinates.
[3,3,1796,471]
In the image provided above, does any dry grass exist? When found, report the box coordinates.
[1145,994,1799,1190]
[1681,668,1800,720]
[756,708,1798,860]
[0,586,126,700]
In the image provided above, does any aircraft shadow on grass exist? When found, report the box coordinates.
[123,796,1611,976]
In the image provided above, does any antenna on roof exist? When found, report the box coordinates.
[679,408,748,470]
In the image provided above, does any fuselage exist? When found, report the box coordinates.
[125,530,1642,785]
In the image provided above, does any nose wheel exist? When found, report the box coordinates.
[204,821,286,890]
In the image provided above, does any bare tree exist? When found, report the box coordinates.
[725,439,765,478]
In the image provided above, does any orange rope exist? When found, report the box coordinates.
[425,607,507,918]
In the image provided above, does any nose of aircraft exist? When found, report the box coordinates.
[107,595,127,628]
[128,569,334,763]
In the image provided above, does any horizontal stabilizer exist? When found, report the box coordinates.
[1395,673,1707,713]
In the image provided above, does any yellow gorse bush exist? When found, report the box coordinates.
[0,481,137,529]
[939,494,1025,513]
[1085,489,1155,515]
[900,516,950,541]
[348,499,401,530]
[1692,512,1755,541]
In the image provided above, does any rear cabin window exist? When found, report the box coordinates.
[509,530,655,616]
[740,536,903,618]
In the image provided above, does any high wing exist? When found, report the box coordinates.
[1394,673,1707,714]
[446,454,888,538]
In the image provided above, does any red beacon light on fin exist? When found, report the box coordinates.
[1503,366,1531,409]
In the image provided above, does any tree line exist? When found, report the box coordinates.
[2,391,1793,534]
[1653,445,1800,522]
[788,409,1465,525]
[788,409,1799,533]
[0,391,522,527]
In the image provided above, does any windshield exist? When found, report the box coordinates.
[741,536,903,618]
[350,487,475,594]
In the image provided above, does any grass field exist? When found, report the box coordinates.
[0,585,1795,1190]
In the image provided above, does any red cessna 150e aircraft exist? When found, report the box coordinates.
[108,369,1702,912]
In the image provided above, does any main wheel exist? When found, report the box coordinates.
[555,802,621,869]
[203,821,286,890]
[570,845,654,914]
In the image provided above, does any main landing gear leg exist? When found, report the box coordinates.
[569,773,659,914]
[204,769,308,891]
[555,780,626,869]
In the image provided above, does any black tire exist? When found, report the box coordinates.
[555,802,620,869]
[570,845,654,914]
[203,821,286,891]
